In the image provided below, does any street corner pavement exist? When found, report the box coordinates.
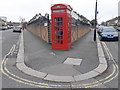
[15,30,108,82]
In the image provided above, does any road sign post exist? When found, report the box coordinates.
[94,0,98,41]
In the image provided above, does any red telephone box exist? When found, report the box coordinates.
[51,4,73,50]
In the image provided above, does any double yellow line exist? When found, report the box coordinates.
[1,42,119,88]
[101,41,119,83]
[102,42,118,69]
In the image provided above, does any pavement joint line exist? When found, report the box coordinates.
[1,30,118,88]
[43,73,48,79]
[15,30,108,82]
[93,70,101,74]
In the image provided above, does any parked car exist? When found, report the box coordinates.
[2,26,8,30]
[116,27,120,31]
[13,26,22,33]
[97,26,105,35]
[99,27,119,41]
[0,26,2,30]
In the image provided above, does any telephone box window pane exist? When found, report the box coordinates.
[55,40,63,44]
[58,17,63,21]
[54,17,58,22]
[58,22,63,26]
[54,17,63,22]
[55,31,63,35]
[55,27,63,31]
[55,36,63,39]
[55,22,63,26]
[59,27,63,30]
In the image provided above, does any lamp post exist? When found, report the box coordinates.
[94,0,98,41]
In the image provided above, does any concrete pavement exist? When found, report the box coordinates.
[15,29,108,82]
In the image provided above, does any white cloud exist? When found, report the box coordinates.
[0,0,119,23]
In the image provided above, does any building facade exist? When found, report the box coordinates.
[0,17,7,27]
[106,17,118,26]
[118,1,120,26]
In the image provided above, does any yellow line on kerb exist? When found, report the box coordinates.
[4,59,62,87]
[102,42,119,70]
[1,45,54,88]
[2,59,51,88]
[1,43,118,88]
[102,42,111,59]
[81,41,119,88]
[74,41,118,88]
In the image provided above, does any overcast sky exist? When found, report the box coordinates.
[0,0,119,23]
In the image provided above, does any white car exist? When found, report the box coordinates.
[13,26,22,33]
[2,26,8,30]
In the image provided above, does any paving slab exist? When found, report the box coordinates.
[44,74,75,82]
[16,56,24,63]
[64,57,82,65]
[16,63,27,71]
[74,71,100,81]
[16,32,24,63]
[99,57,107,64]
[94,64,108,73]
[22,68,47,79]
[40,64,82,76]
[97,45,105,58]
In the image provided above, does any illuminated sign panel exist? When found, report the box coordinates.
[53,10,65,13]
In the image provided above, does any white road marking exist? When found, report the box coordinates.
[64,57,82,65]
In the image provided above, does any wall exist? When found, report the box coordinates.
[72,26,90,42]
[26,24,49,43]
[26,24,91,43]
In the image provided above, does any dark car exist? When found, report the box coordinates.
[99,27,119,41]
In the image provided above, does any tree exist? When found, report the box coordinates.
[101,21,106,26]
[90,19,97,27]
[19,16,26,24]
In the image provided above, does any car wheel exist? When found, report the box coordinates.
[116,37,119,41]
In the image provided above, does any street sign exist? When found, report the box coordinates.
[96,11,99,14]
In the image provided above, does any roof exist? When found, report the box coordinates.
[106,17,118,23]
[51,4,73,11]
[0,18,5,22]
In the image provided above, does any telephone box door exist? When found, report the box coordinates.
[52,15,66,50]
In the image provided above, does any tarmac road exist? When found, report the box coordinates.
[1,29,118,88]
[1,30,37,88]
